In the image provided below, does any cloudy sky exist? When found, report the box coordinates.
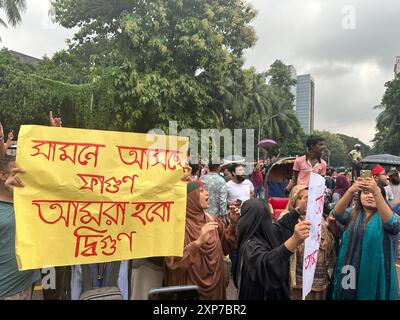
[1,0,399,146]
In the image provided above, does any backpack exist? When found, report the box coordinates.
[79,261,123,300]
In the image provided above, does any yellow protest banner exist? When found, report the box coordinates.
[14,125,188,271]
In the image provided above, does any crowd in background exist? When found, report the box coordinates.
[1,116,400,300]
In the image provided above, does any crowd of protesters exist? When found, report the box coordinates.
[1,114,400,301]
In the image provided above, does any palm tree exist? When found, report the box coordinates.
[207,76,247,129]
[0,0,26,28]
[263,87,299,140]
[375,102,400,154]
[245,72,271,120]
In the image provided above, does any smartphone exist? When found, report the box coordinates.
[235,199,243,208]
[360,170,371,179]
[148,285,199,300]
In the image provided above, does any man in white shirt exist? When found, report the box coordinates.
[224,163,254,281]
[225,163,255,203]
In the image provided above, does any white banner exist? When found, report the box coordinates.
[302,172,326,300]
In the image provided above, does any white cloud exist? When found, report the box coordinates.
[245,0,400,146]
[0,0,74,58]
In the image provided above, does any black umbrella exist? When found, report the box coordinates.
[360,154,400,166]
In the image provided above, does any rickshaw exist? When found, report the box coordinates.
[263,157,296,218]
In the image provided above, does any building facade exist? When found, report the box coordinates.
[394,56,400,78]
[10,50,41,65]
[296,74,315,135]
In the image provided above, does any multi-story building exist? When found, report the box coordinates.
[296,74,315,135]
[394,56,400,78]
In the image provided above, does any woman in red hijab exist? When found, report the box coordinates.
[332,175,350,204]
[164,180,239,299]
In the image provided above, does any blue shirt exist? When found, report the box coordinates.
[0,201,41,298]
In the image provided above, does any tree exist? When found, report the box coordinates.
[51,0,257,133]
[0,0,26,28]
[0,48,102,135]
[373,75,400,155]
[313,130,347,167]
[263,87,299,140]
[266,59,296,106]
[336,133,371,160]
[262,60,304,157]
[372,128,391,154]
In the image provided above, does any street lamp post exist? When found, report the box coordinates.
[325,148,332,166]
[258,114,279,161]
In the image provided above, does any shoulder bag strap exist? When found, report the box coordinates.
[108,261,121,287]
[81,264,93,292]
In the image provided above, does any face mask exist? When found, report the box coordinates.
[236,175,246,182]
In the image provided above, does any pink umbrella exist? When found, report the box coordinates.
[257,139,277,148]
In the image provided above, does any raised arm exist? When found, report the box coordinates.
[276,148,281,159]
[220,205,239,255]
[361,178,393,223]
[4,130,14,150]
[4,167,25,193]
[49,111,62,127]
[293,169,299,184]
[347,151,353,161]
[0,122,5,159]
[165,222,218,271]
[333,179,362,216]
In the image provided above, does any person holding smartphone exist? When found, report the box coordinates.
[330,177,399,300]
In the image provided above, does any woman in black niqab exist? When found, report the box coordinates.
[234,198,300,300]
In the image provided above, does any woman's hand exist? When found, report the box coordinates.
[284,220,311,253]
[49,111,62,127]
[5,167,25,192]
[180,165,192,182]
[195,222,218,247]
[293,220,311,244]
[359,178,381,197]
[0,122,4,140]
[6,130,13,143]
[327,212,336,222]
[348,178,364,193]
[228,205,240,225]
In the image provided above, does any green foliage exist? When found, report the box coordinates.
[373,76,400,155]
[266,59,296,106]
[336,134,371,158]
[50,0,257,133]
[0,0,26,28]
[1,1,367,165]
[214,60,305,159]
[314,130,356,167]
[0,48,110,136]
[315,131,374,167]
